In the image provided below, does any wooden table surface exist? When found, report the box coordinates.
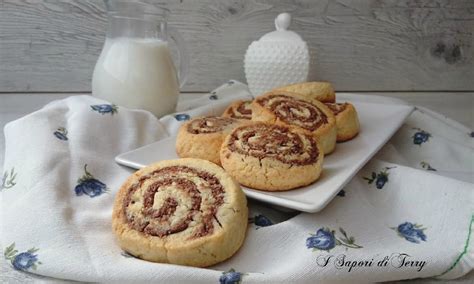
[2,0,473,93]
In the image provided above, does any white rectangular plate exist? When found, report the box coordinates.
[116,101,414,213]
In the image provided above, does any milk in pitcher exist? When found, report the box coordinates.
[92,37,179,118]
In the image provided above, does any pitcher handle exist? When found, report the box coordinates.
[168,27,189,89]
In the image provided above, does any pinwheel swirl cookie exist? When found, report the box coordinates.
[176,116,245,165]
[272,81,336,103]
[222,100,253,120]
[325,102,360,142]
[220,122,324,191]
[112,158,248,267]
[252,92,337,154]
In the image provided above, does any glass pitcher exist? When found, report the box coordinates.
[92,0,188,118]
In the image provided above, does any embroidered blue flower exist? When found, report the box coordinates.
[250,214,273,227]
[220,268,242,284]
[412,128,431,145]
[13,252,39,270]
[337,189,346,197]
[209,92,218,100]
[1,168,17,190]
[307,227,362,252]
[363,167,395,189]
[420,161,437,171]
[91,104,118,115]
[75,164,107,198]
[174,113,190,121]
[306,228,336,251]
[393,222,427,244]
[4,243,41,271]
[376,175,387,188]
[53,127,68,141]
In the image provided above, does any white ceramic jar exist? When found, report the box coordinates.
[244,13,310,96]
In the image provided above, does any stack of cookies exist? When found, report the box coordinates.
[176,81,360,192]
[112,81,360,268]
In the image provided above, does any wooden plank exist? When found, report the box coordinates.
[366,92,474,129]
[0,0,473,92]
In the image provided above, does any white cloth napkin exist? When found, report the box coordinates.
[1,81,473,283]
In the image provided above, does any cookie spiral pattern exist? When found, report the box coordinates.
[223,100,253,120]
[252,92,337,154]
[186,116,238,134]
[256,94,328,131]
[176,116,244,165]
[221,122,324,191]
[325,102,360,142]
[112,159,248,267]
[123,166,224,238]
[325,103,348,115]
[227,123,319,165]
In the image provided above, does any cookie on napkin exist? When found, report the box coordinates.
[112,158,248,267]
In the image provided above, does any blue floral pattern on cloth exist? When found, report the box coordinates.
[91,104,118,115]
[392,222,427,244]
[174,113,191,121]
[249,214,273,228]
[4,243,41,271]
[219,268,243,284]
[337,189,346,197]
[209,91,218,100]
[53,127,68,141]
[306,228,362,252]
[75,164,107,198]
[363,167,395,189]
[412,128,431,145]
[420,161,437,171]
[1,168,17,191]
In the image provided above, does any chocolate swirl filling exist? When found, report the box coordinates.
[226,101,252,120]
[123,166,224,239]
[325,103,348,115]
[187,117,238,134]
[227,123,319,165]
[256,94,328,131]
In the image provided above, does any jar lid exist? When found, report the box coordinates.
[258,13,304,43]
